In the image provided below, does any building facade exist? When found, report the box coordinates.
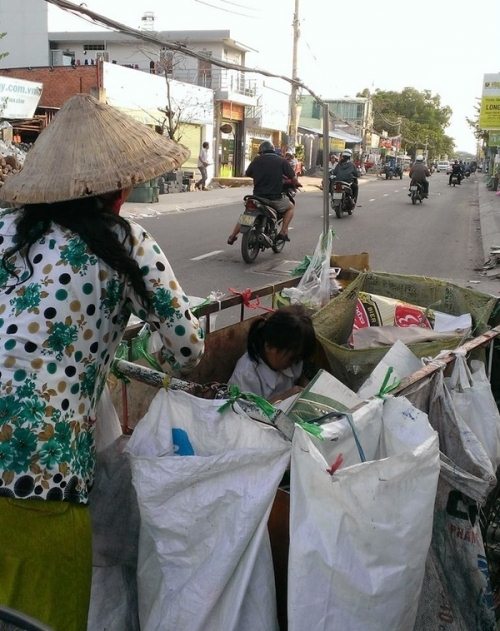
[48,29,258,177]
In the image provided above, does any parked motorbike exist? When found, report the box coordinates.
[409,182,425,205]
[329,175,356,218]
[238,181,298,264]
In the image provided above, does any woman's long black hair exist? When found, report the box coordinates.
[247,304,316,364]
[1,196,150,308]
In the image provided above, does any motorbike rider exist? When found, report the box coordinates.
[409,155,430,197]
[227,140,297,245]
[449,160,462,186]
[331,149,360,203]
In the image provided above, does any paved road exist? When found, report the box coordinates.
[123,173,500,321]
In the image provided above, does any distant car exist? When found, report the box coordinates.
[436,161,449,173]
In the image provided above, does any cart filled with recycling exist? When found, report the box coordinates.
[89,249,500,631]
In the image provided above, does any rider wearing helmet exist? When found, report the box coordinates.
[227,140,297,245]
[331,149,360,203]
[409,155,430,197]
[449,159,463,186]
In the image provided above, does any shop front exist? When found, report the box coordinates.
[217,101,245,177]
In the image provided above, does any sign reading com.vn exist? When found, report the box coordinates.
[480,73,500,130]
[0,77,43,119]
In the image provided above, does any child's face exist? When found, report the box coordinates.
[264,344,296,371]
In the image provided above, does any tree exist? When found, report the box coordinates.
[154,50,202,142]
[466,98,488,149]
[359,87,454,160]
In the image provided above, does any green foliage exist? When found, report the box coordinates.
[466,98,488,146]
[365,87,454,159]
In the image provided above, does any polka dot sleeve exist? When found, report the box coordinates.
[125,222,205,373]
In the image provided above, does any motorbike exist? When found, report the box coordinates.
[384,164,403,180]
[329,174,356,218]
[238,181,298,264]
[464,168,471,178]
[450,173,461,187]
[409,181,425,205]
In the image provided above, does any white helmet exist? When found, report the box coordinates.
[415,155,424,162]
[341,149,352,159]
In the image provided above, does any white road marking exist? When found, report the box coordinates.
[191,250,224,261]
[383,193,389,197]
[369,198,376,202]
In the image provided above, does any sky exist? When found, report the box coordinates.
[47,0,500,154]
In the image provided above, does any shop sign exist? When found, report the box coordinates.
[221,101,244,121]
[0,77,42,119]
[488,131,500,146]
[330,139,345,151]
[479,73,500,130]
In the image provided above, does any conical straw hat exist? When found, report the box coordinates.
[0,93,190,204]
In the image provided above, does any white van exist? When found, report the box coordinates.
[436,161,449,173]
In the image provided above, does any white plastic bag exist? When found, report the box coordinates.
[125,388,290,631]
[288,397,440,631]
[447,352,500,471]
[94,384,123,452]
[281,231,333,309]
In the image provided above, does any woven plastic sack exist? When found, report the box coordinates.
[446,352,500,471]
[125,388,290,631]
[88,387,140,631]
[288,397,440,631]
[412,371,496,631]
[313,271,497,390]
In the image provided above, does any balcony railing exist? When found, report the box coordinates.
[166,67,257,98]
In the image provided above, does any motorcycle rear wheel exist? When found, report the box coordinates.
[334,203,342,219]
[241,227,260,263]
[411,193,417,205]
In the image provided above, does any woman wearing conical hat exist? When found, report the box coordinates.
[0,94,205,631]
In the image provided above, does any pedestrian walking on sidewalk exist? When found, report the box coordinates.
[196,141,211,190]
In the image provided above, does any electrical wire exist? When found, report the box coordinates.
[194,0,256,18]
[218,0,257,10]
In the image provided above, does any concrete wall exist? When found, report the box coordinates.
[0,0,49,68]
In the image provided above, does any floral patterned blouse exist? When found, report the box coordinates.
[0,209,204,503]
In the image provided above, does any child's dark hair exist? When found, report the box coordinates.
[247,305,316,364]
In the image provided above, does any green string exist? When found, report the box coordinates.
[130,326,164,372]
[218,384,277,418]
[376,366,401,398]
[110,341,131,383]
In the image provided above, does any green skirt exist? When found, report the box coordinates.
[0,497,92,631]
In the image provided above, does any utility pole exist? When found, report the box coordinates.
[288,0,300,152]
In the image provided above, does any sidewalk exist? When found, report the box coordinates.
[478,181,500,262]
[121,175,371,219]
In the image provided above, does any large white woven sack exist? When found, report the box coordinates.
[125,388,290,631]
[288,397,440,631]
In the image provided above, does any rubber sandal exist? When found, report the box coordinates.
[276,233,290,242]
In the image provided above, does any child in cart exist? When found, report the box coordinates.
[228,305,316,403]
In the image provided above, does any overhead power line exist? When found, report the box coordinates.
[194,0,256,18]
